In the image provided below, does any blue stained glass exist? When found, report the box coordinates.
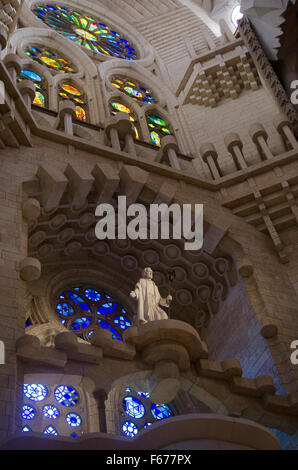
[84,289,101,302]
[57,302,74,317]
[88,330,94,339]
[55,385,79,406]
[70,317,92,330]
[22,426,31,432]
[71,433,78,438]
[44,425,58,436]
[66,412,82,427]
[43,404,59,419]
[60,319,66,325]
[151,404,173,420]
[125,387,131,392]
[144,422,153,428]
[98,319,109,329]
[23,384,48,402]
[21,69,42,82]
[114,315,131,330]
[123,396,145,419]
[122,421,138,438]
[110,326,122,342]
[22,404,36,420]
[137,391,150,399]
[68,292,90,311]
[97,302,118,315]
[33,6,137,60]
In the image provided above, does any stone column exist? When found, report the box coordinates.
[200,143,222,179]
[0,26,7,53]
[18,80,36,109]
[225,133,248,170]
[249,123,273,160]
[105,113,136,155]
[3,54,22,84]
[93,389,107,433]
[274,114,298,151]
[161,135,181,171]
[58,100,76,136]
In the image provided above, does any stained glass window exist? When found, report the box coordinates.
[56,286,132,342]
[54,385,79,406]
[22,404,36,420]
[66,412,82,427]
[137,391,150,399]
[144,422,153,428]
[122,421,138,438]
[43,404,59,419]
[151,403,173,420]
[111,77,156,105]
[58,82,87,121]
[25,46,76,74]
[33,5,137,60]
[123,396,145,419]
[146,114,172,147]
[114,315,131,330]
[23,383,48,402]
[18,69,47,108]
[110,101,140,139]
[56,302,75,317]
[44,425,59,436]
[22,426,31,432]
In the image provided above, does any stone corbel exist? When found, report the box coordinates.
[124,319,208,403]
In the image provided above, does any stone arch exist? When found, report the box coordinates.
[8,27,102,122]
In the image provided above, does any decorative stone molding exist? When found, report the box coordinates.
[238,16,298,137]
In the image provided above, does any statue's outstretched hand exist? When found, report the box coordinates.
[130,291,137,299]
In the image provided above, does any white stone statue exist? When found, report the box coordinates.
[130,267,172,325]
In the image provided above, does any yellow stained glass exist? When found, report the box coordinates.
[115,79,124,84]
[76,106,87,121]
[112,82,121,89]
[74,97,84,104]
[59,92,69,98]
[40,56,60,68]
[80,18,88,28]
[61,84,81,96]
[111,102,130,114]
[127,81,137,87]
[33,91,45,107]
[75,29,97,41]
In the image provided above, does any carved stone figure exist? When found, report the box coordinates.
[130,267,172,325]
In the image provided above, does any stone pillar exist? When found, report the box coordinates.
[18,80,35,109]
[200,143,222,179]
[105,113,136,155]
[161,135,181,171]
[3,53,22,84]
[0,26,7,53]
[249,123,273,160]
[273,114,298,151]
[58,100,76,136]
[93,389,107,433]
[225,133,248,170]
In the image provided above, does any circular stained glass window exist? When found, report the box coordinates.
[151,404,173,420]
[123,396,145,419]
[122,421,138,438]
[66,412,82,427]
[56,303,74,317]
[33,5,137,60]
[23,384,48,402]
[43,404,59,419]
[22,404,36,420]
[84,289,101,302]
[56,286,132,343]
[44,425,58,436]
[54,385,79,406]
